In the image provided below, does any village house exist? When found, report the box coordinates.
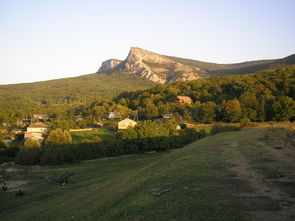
[153,114,173,123]
[118,118,137,130]
[24,122,48,142]
[163,114,172,119]
[107,111,121,120]
[32,114,49,121]
[175,96,193,105]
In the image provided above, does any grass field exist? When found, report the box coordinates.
[70,128,116,142]
[0,123,294,220]
[193,124,213,133]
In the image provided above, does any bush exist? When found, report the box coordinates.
[0,144,20,160]
[74,142,106,160]
[40,144,76,165]
[16,148,41,165]
[211,123,242,135]
[45,128,72,145]
[24,138,41,148]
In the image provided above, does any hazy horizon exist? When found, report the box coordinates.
[1,0,294,85]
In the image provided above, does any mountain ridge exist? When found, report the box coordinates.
[97,47,295,83]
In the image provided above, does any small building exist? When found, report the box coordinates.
[24,132,45,142]
[118,118,137,130]
[175,96,193,105]
[176,125,182,130]
[24,123,48,142]
[26,123,48,133]
[180,123,194,129]
[107,112,121,120]
[163,114,172,119]
[32,114,49,120]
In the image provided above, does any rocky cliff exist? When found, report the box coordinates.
[97,47,205,83]
[97,47,295,83]
[97,59,122,73]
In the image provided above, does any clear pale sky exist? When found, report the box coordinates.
[0,0,294,85]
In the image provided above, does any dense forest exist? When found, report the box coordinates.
[67,65,295,127]
[111,65,295,123]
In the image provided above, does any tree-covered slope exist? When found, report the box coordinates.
[113,66,295,122]
[0,73,155,119]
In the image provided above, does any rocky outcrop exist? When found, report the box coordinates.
[97,59,121,73]
[97,47,204,84]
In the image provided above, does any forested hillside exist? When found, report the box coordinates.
[0,66,294,129]
[0,73,155,125]
[112,66,295,122]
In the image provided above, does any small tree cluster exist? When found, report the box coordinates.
[45,128,72,145]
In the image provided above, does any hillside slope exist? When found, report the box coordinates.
[0,73,155,114]
[97,47,295,83]
[1,124,294,220]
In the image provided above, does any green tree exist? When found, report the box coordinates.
[92,106,106,120]
[143,104,159,119]
[45,128,72,145]
[223,99,242,122]
[272,96,295,121]
[24,138,41,148]
[193,101,217,123]
[240,92,258,121]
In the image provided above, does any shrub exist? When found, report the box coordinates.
[40,144,76,165]
[24,138,41,148]
[16,148,41,165]
[45,128,72,145]
[74,142,106,160]
[92,135,103,143]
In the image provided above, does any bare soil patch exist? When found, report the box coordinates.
[5,180,30,192]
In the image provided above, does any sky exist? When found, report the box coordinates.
[0,0,294,85]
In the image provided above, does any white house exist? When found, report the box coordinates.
[108,111,121,120]
[26,123,48,133]
[32,114,49,120]
[24,123,48,142]
[118,118,137,130]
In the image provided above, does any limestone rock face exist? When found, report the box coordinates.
[97,59,121,73]
[97,47,205,84]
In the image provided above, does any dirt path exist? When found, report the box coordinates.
[223,137,295,221]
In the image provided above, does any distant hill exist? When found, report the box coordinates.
[0,73,155,115]
[97,47,295,83]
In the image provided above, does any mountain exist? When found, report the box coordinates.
[97,47,295,83]
[97,47,207,84]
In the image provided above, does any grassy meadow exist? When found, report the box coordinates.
[0,123,294,221]
[70,128,116,143]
